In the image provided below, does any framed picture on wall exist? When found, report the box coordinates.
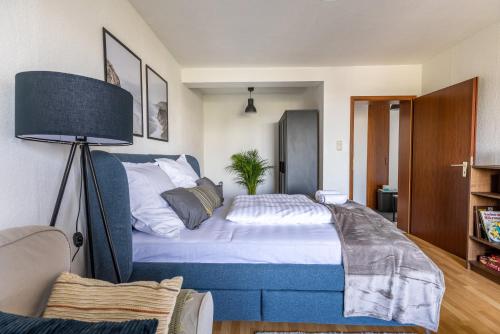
[146,65,169,142]
[103,28,143,137]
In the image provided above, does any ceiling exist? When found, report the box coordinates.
[129,0,500,67]
[189,81,322,95]
[197,86,311,95]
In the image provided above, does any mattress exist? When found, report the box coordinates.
[132,202,342,265]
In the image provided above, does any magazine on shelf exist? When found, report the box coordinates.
[474,206,487,239]
[479,255,500,272]
[477,207,500,243]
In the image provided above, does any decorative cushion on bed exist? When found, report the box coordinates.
[43,273,182,334]
[156,155,199,188]
[122,162,184,238]
[187,184,222,215]
[0,311,158,334]
[196,177,224,204]
[161,188,210,230]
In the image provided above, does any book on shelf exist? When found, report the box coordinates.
[474,206,486,239]
[475,206,500,243]
[478,255,500,272]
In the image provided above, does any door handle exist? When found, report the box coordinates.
[450,161,468,178]
[279,161,285,173]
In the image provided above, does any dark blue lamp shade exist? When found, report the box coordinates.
[15,71,133,145]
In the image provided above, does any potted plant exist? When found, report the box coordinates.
[226,149,273,195]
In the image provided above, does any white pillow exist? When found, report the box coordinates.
[122,162,184,238]
[155,155,199,188]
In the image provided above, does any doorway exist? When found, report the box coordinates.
[410,78,477,258]
[349,96,415,230]
[349,80,477,259]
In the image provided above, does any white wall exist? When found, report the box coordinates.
[183,65,422,194]
[422,22,500,165]
[306,85,325,188]
[352,101,368,204]
[0,0,203,274]
[202,88,321,199]
[389,107,399,189]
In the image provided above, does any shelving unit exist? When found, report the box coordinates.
[471,192,500,200]
[467,166,500,283]
[469,261,500,282]
[469,235,500,250]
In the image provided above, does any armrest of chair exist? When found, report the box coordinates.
[0,226,70,317]
[171,290,213,334]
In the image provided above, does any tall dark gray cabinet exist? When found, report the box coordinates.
[278,109,319,196]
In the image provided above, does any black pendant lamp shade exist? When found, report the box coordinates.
[245,87,257,113]
[15,71,133,145]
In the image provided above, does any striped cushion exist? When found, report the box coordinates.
[186,184,221,215]
[196,177,224,203]
[43,273,182,334]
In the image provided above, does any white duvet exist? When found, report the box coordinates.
[225,194,333,225]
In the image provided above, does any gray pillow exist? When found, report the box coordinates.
[161,188,209,230]
[196,177,224,204]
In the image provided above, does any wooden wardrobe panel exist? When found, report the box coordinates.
[397,100,412,233]
[366,101,390,209]
[411,78,477,259]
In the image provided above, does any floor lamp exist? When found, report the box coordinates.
[15,71,133,283]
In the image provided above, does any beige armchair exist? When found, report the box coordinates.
[0,225,213,334]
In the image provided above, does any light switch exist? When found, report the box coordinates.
[336,140,343,151]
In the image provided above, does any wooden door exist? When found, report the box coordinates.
[366,101,390,209]
[397,100,413,232]
[411,78,477,259]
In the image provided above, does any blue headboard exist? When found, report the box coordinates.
[87,150,200,283]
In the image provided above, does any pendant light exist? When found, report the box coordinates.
[245,87,257,113]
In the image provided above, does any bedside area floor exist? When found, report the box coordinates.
[213,235,500,334]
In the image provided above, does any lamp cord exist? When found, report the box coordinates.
[71,166,83,263]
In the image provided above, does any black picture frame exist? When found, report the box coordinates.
[102,28,143,137]
[146,65,169,142]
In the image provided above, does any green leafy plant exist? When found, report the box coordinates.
[226,149,273,195]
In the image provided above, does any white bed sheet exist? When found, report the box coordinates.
[132,202,342,264]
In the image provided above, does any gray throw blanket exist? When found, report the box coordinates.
[327,201,445,332]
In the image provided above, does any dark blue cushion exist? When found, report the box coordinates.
[0,311,158,334]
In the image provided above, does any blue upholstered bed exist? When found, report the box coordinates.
[87,150,404,326]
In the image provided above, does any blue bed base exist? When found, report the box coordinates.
[87,150,406,327]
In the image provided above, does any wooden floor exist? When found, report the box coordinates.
[213,235,500,334]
